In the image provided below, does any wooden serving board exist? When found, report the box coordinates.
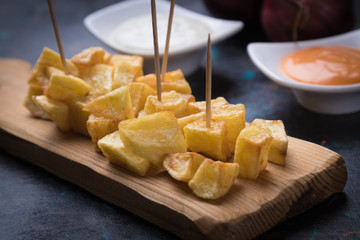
[0,59,347,240]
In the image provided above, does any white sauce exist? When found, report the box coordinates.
[111,14,209,54]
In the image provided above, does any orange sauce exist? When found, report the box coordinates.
[281,45,360,85]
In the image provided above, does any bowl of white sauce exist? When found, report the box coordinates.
[84,0,243,75]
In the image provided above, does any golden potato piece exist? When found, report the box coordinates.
[212,104,246,153]
[186,97,228,115]
[27,70,43,89]
[163,152,205,182]
[177,112,206,134]
[30,66,64,89]
[87,114,120,152]
[70,47,108,72]
[112,62,135,89]
[144,90,195,118]
[84,86,134,120]
[44,73,90,104]
[81,64,113,97]
[183,118,231,161]
[137,109,146,118]
[98,131,151,176]
[234,125,273,179]
[128,82,156,117]
[118,111,187,167]
[69,97,92,136]
[46,66,64,76]
[29,47,79,85]
[23,85,49,120]
[188,158,239,199]
[135,69,191,94]
[103,51,111,64]
[32,95,70,131]
[109,54,143,79]
[251,119,288,165]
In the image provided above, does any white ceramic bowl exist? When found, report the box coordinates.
[247,29,360,115]
[84,0,243,75]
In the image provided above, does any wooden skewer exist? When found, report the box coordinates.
[47,0,68,75]
[206,33,212,128]
[161,0,176,83]
[151,0,162,101]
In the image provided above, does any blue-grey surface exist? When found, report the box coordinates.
[1,0,359,239]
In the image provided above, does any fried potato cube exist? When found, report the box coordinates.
[177,112,206,134]
[128,82,156,117]
[87,114,120,152]
[135,69,191,94]
[28,47,79,85]
[110,54,145,89]
[188,158,239,199]
[70,47,108,73]
[183,118,231,161]
[112,62,136,89]
[103,51,111,64]
[30,66,64,89]
[163,152,205,182]
[251,119,288,165]
[46,66,64,76]
[234,125,273,179]
[32,95,70,131]
[109,54,143,79]
[44,73,90,104]
[137,109,146,118]
[81,64,113,97]
[118,111,187,167]
[23,85,50,120]
[27,71,43,89]
[69,97,92,136]
[84,86,134,120]
[212,104,246,153]
[186,97,229,115]
[144,90,195,118]
[98,131,151,176]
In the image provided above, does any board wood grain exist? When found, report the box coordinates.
[0,59,347,240]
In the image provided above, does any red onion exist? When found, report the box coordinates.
[202,0,262,25]
[261,0,355,42]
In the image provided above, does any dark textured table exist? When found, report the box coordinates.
[1,0,359,239]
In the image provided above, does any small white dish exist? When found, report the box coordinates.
[84,0,243,75]
[247,29,360,115]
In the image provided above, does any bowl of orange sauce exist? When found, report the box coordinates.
[247,29,360,115]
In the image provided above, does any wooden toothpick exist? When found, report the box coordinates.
[206,33,212,128]
[151,0,162,101]
[47,0,68,75]
[161,0,176,83]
